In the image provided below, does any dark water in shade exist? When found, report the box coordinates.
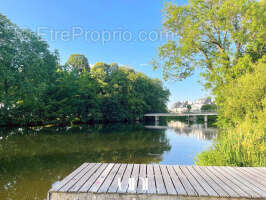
[0,121,217,200]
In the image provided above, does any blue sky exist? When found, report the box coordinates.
[0,0,210,107]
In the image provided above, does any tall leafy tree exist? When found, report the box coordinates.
[91,63,170,122]
[0,13,58,125]
[65,54,90,72]
[153,0,265,93]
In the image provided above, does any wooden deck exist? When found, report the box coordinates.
[48,163,266,200]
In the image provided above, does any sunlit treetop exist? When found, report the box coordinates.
[153,0,265,92]
[66,54,90,73]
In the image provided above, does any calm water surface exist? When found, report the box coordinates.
[0,121,217,200]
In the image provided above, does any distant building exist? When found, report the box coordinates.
[171,101,188,112]
[170,97,214,112]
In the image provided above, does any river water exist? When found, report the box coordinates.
[0,121,217,200]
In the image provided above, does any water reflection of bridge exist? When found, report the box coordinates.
[145,121,217,141]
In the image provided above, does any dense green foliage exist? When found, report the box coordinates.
[154,0,265,90]
[0,13,58,125]
[0,14,169,126]
[65,54,90,72]
[156,0,265,166]
[186,104,191,112]
[197,58,266,166]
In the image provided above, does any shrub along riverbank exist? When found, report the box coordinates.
[0,14,169,126]
[197,58,266,166]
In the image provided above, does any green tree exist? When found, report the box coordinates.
[77,71,101,122]
[41,71,79,124]
[42,70,101,125]
[153,0,265,93]
[186,104,192,112]
[0,13,58,125]
[91,63,169,122]
[65,54,90,72]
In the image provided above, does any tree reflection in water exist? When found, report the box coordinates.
[0,124,170,200]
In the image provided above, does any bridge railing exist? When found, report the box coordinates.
[169,110,217,114]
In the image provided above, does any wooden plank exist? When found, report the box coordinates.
[146,164,156,194]
[214,167,262,198]
[210,167,251,198]
[250,167,266,177]
[242,167,266,184]
[117,164,133,193]
[49,163,266,200]
[239,167,261,178]
[180,166,208,197]
[201,166,240,198]
[224,167,266,198]
[173,165,197,196]
[136,164,147,194]
[98,163,121,193]
[89,163,115,193]
[234,167,266,190]
[193,166,229,197]
[259,167,266,172]
[67,163,101,192]
[51,163,89,191]
[127,164,140,193]
[236,167,266,187]
[59,163,96,192]
[187,166,218,197]
[79,163,108,192]
[244,167,266,179]
[166,165,187,196]
[160,165,177,195]
[107,164,127,193]
[153,164,167,194]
